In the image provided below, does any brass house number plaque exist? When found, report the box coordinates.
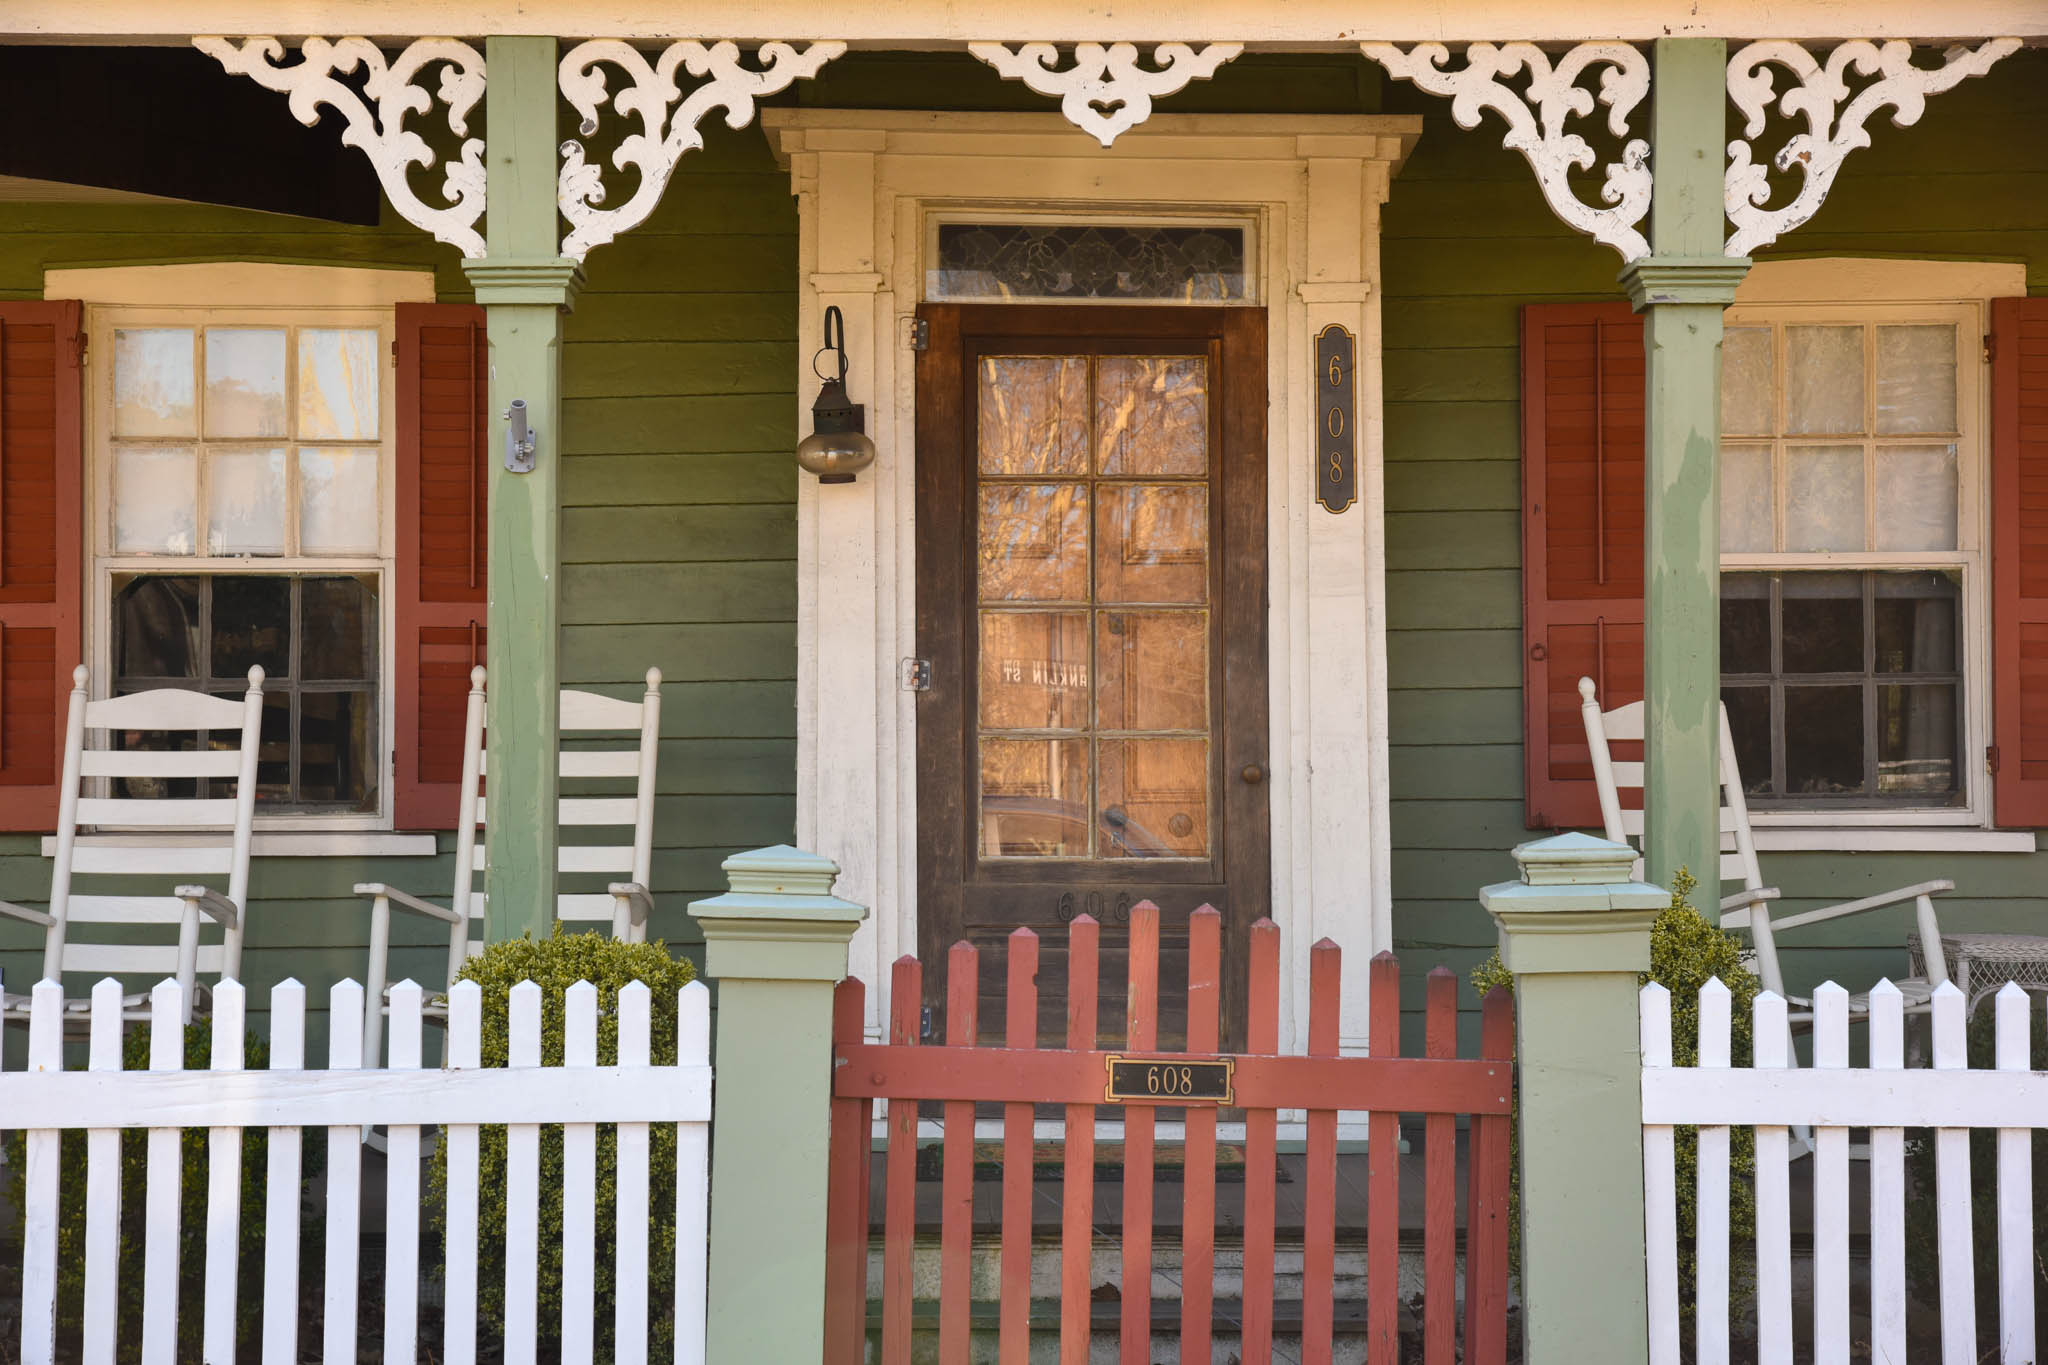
[1104,1055,1235,1105]
[1315,323,1357,513]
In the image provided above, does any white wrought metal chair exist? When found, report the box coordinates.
[356,665,661,1062]
[0,665,264,1029]
[1577,676,1954,1023]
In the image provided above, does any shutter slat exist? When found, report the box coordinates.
[1991,297,2048,826]
[394,302,487,829]
[1522,302,1645,830]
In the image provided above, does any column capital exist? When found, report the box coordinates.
[1480,832,1667,975]
[460,256,586,308]
[1620,255,1751,310]
[690,845,869,982]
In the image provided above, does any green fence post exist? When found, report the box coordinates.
[693,845,868,1365]
[1480,832,1668,1365]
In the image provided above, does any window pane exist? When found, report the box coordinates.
[1721,326,1774,436]
[1784,684,1864,794]
[206,448,287,555]
[1096,611,1207,731]
[979,611,1089,729]
[931,223,1247,303]
[1722,686,1773,795]
[978,484,1089,601]
[113,328,195,437]
[298,447,380,553]
[1095,356,1208,476]
[110,704,199,799]
[1875,572,1959,673]
[203,329,287,438]
[300,690,376,808]
[1782,573,1864,673]
[979,357,1090,475]
[1721,444,1773,552]
[1784,445,1865,551]
[1095,483,1207,603]
[980,737,1090,857]
[1873,443,1958,552]
[1786,325,1865,436]
[1878,683,1957,797]
[1875,325,1956,435]
[113,446,198,554]
[297,328,380,440]
[114,577,201,678]
[209,576,291,680]
[302,577,377,681]
[1099,738,1207,858]
[1721,573,1772,673]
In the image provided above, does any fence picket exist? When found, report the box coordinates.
[203,980,248,1365]
[323,979,365,1365]
[1422,966,1458,1365]
[444,980,483,1365]
[1000,929,1039,1365]
[1180,908,1222,1365]
[1061,916,1101,1365]
[1241,918,1281,1365]
[1303,941,1342,1365]
[1812,983,1851,1365]
[1695,978,1732,1365]
[1752,991,1792,1364]
[1932,981,1977,1365]
[505,979,543,1365]
[824,978,869,1365]
[261,981,305,1365]
[881,956,922,1364]
[1366,952,1401,1365]
[941,940,980,1363]
[385,981,425,1364]
[1473,986,1514,1365]
[1994,983,2034,1364]
[1121,902,1161,1365]
[1640,982,1679,1365]
[141,980,187,1365]
[1867,980,1906,1365]
[22,980,63,1365]
[674,982,712,1365]
[83,978,126,1365]
[561,981,599,1364]
[615,981,652,1365]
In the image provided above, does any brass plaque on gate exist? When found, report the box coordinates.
[1104,1055,1235,1105]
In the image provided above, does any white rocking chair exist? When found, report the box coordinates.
[356,665,662,1064]
[0,665,264,1030]
[1576,676,1954,1024]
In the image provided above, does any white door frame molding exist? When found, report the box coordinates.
[763,109,1420,1052]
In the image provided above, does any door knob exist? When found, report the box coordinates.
[1241,764,1265,785]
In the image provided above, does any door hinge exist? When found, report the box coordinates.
[1988,744,2001,776]
[906,317,930,352]
[901,657,932,691]
[1985,332,1996,364]
[70,330,87,366]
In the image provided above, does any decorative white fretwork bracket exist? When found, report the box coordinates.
[558,40,846,262]
[1724,38,2020,257]
[195,37,487,259]
[1363,42,1652,263]
[968,43,1244,147]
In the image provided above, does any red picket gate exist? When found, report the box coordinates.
[823,904,1514,1364]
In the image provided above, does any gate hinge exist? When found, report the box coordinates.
[920,1005,934,1040]
[1987,744,2001,776]
[901,657,932,692]
[905,317,930,352]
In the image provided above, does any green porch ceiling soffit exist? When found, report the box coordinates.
[1621,38,1748,907]
[462,36,584,942]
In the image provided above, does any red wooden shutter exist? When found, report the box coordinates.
[394,302,487,829]
[1991,297,2048,827]
[1521,302,1645,829]
[0,301,83,832]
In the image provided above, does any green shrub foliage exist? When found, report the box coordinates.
[429,929,699,1361]
[1472,868,1762,1309]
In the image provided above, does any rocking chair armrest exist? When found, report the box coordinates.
[1718,887,1781,930]
[0,898,55,928]
[1767,879,1956,935]
[608,882,655,927]
[353,883,465,926]
[175,885,239,929]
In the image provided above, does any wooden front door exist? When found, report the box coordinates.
[915,304,1269,1047]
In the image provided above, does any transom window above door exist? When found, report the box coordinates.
[928,220,1252,303]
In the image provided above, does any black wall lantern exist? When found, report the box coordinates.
[796,305,877,484]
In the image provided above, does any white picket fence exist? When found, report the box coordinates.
[1641,976,2047,1365]
[1,973,712,1365]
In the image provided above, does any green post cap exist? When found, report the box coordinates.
[690,845,868,923]
[1509,831,1643,886]
[1478,832,1667,976]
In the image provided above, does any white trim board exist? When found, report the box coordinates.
[42,833,440,858]
[764,109,1420,1056]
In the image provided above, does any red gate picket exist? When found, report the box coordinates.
[823,904,1515,1364]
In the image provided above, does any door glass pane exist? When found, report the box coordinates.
[1095,356,1207,475]
[978,357,1089,475]
[113,446,198,554]
[979,483,1089,601]
[1875,325,1956,435]
[1782,573,1863,673]
[1786,325,1865,436]
[297,328,380,440]
[1784,684,1863,794]
[980,738,1090,857]
[979,611,1089,729]
[1872,443,1958,551]
[207,448,287,555]
[1877,683,1956,796]
[1099,738,1207,858]
[1784,445,1865,551]
[298,447,380,553]
[203,329,287,438]
[1721,326,1774,436]
[1720,443,1773,552]
[210,576,291,679]
[113,329,196,437]
[1096,611,1206,731]
[1095,484,1207,603]
[1874,572,1958,673]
